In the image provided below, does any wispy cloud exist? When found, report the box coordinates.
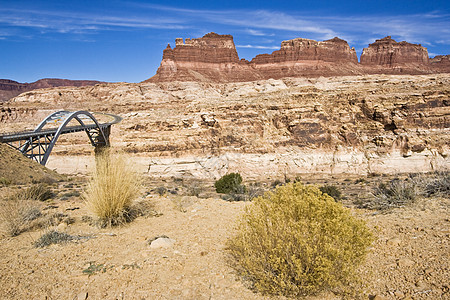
[245,29,274,36]
[143,5,450,48]
[236,44,279,49]
[0,7,186,36]
[0,3,449,54]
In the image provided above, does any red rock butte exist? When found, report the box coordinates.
[147,33,450,82]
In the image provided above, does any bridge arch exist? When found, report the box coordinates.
[39,111,110,165]
[0,110,119,165]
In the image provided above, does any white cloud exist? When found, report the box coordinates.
[245,29,274,36]
[236,44,280,49]
[0,7,186,35]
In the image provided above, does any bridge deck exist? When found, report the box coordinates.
[0,123,109,143]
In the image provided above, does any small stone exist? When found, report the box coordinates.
[150,237,175,249]
[397,258,415,267]
[424,267,434,275]
[372,295,388,300]
[76,291,88,300]
[386,237,401,247]
[415,281,428,290]
[394,290,405,298]
[57,223,68,232]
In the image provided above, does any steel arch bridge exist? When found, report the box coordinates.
[0,110,122,165]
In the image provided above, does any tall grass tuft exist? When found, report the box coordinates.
[83,151,142,226]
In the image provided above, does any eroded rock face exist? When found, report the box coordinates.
[251,37,358,64]
[430,55,450,73]
[0,78,102,102]
[151,33,447,82]
[151,32,255,82]
[6,74,450,178]
[360,36,430,73]
[150,33,365,82]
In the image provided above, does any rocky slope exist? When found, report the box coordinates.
[149,33,449,83]
[0,78,102,102]
[3,74,449,179]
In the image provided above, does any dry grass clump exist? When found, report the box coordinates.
[227,182,373,297]
[0,199,42,236]
[373,179,418,209]
[83,151,142,226]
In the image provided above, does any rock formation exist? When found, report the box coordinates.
[151,32,257,82]
[360,36,431,74]
[6,74,449,177]
[149,33,449,83]
[430,55,450,73]
[149,33,364,82]
[0,78,101,102]
[249,37,362,78]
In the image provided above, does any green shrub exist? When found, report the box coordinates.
[214,173,243,194]
[227,182,373,297]
[319,185,342,201]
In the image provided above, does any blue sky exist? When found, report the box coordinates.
[1,0,449,83]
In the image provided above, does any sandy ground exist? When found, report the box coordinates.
[0,174,448,300]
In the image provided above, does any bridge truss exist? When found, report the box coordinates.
[0,110,121,165]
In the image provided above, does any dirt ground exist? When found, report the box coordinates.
[0,173,448,300]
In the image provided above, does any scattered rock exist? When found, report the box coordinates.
[397,258,415,268]
[149,237,175,249]
[56,223,68,232]
[74,291,88,300]
[393,290,405,298]
[371,295,388,300]
[386,237,402,247]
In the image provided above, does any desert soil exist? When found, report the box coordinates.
[0,175,448,300]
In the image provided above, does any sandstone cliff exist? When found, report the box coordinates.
[4,74,449,178]
[430,55,450,73]
[149,33,365,82]
[0,78,102,102]
[360,36,431,73]
[149,33,448,83]
[150,32,259,82]
[250,37,362,78]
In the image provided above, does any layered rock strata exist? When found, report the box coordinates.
[360,36,431,73]
[149,33,449,83]
[0,78,101,102]
[5,74,449,178]
[431,55,450,73]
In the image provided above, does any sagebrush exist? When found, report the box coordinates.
[214,173,243,194]
[83,151,142,226]
[227,182,373,297]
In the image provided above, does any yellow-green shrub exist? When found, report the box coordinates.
[227,182,373,297]
[83,151,142,226]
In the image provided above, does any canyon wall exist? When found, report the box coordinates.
[149,33,449,83]
[0,78,102,102]
[5,74,449,179]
